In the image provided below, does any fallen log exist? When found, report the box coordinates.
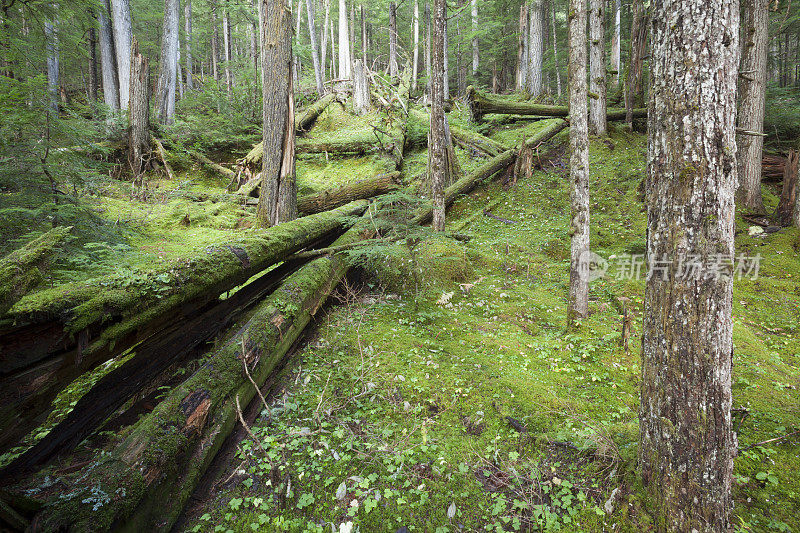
[28,209,377,533]
[297,171,402,215]
[151,137,175,181]
[412,119,568,225]
[189,150,236,182]
[409,108,509,157]
[297,92,338,133]
[466,86,646,123]
[296,135,378,155]
[0,226,71,317]
[0,201,368,455]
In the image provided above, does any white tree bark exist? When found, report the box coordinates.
[306,0,325,94]
[389,2,398,77]
[736,0,768,213]
[443,13,449,96]
[223,8,233,93]
[184,0,193,90]
[321,0,330,77]
[517,4,528,91]
[567,0,588,324]
[155,0,179,125]
[45,17,59,113]
[588,0,606,135]
[471,0,477,75]
[98,0,120,111]
[549,0,561,97]
[338,0,351,78]
[329,13,337,79]
[527,0,543,96]
[110,0,132,110]
[610,0,620,90]
[353,58,370,114]
[430,0,448,231]
[412,0,419,90]
[425,0,431,92]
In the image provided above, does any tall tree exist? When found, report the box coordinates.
[567,0,588,325]
[306,0,325,95]
[258,0,297,226]
[389,2,398,77]
[610,0,620,90]
[88,24,98,102]
[625,0,647,128]
[360,4,367,61]
[338,0,351,78]
[517,4,528,91]
[736,0,769,214]
[588,0,606,135]
[526,0,543,96]
[110,0,132,110]
[470,0,477,76]
[211,2,220,80]
[128,37,150,186]
[98,0,119,111]
[45,17,59,113]
[223,7,233,93]
[155,0,180,125]
[640,0,739,530]
[429,0,448,231]
[184,0,193,90]
[549,0,561,97]
[412,0,419,90]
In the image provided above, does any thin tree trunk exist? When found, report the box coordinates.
[258,0,297,226]
[625,0,647,128]
[389,2,399,78]
[550,0,561,97]
[456,0,466,96]
[353,58,370,113]
[527,0,543,96]
[110,0,132,110]
[588,0,606,135]
[177,47,184,99]
[425,0,431,94]
[567,0,588,325]
[641,0,739,530]
[321,0,330,77]
[517,4,528,91]
[128,37,150,187]
[412,0,419,90]
[306,0,325,94]
[329,14,337,78]
[610,0,620,90]
[184,0,193,90]
[211,3,220,81]
[338,0,351,78]
[736,0,768,214]
[430,0,448,231]
[45,18,59,113]
[443,13,449,96]
[775,148,798,225]
[88,25,98,102]
[294,0,303,85]
[471,0,478,76]
[360,4,367,61]
[155,0,179,125]
[98,0,119,111]
[223,8,233,93]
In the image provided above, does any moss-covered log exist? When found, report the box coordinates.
[409,108,509,157]
[190,150,236,182]
[297,171,401,215]
[27,210,377,533]
[0,227,71,317]
[413,119,568,225]
[0,202,368,455]
[296,136,378,155]
[466,86,645,123]
[296,92,337,132]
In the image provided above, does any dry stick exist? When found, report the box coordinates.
[151,137,175,180]
[741,430,800,452]
[235,394,268,456]
[241,338,270,418]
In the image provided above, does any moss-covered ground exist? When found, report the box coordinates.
[181,121,800,533]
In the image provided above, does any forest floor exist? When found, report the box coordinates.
[2,102,799,532]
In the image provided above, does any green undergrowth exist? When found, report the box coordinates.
[187,121,800,532]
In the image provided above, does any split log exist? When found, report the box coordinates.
[0,227,71,317]
[762,154,787,181]
[0,201,368,455]
[297,171,401,215]
[412,119,568,225]
[409,108,508,157]
[296,92,337,132]
[28,210,378,533]
[466,86,645,123]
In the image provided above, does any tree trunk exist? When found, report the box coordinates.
[567,0,588,325]
[110,0,132,110]
[517,4,528,91]
[294,0,303,86]
[321,0,330,77]
[736,0,768,214]
[353,58,371,114]
[338,0,351,78]
[412,0,419,90]
[625,0,647,128]
[430,0,448,231]
[223,8,233,93]
[389,2,399,78]
[258,0,297,227]
[128,37,150,186]
[588,0,606,135]
[361,4,367,61]
[211,2,220,80]
[88,25,98,102]
[610,0,620,90]
[527,0,543,96]
[185,0,193,90]
[98,0,120,111]
[641,0,739,530]
[550,0,561,97]
[329,13,337,78]
[305,0,325,95]
[775,148,798,225]
[471,0,478,76]
[297,172,400,214]
[456,0,466,97]
[155,0,179,125]
[443,13,449,97]
[425,0,431,94]
[45,18,59,113]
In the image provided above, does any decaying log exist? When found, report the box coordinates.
[296,136,378,155]
[0,202,368,455]
[296,92,337,132]
[412,119,568,225]
[0,227,71,317]
[409,108,509,157]
[775,148,798,226]
[27,209,379,533]
[762,154,788,182]
[190,150,236,182]
[466,86,645,123]
[297,171,401,215]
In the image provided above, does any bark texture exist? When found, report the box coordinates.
[550,0,561,97]
[567,0,588,324]
[412,0,420,90]
[736,0,768,214]
[258,0,297,226]
[526,0,543,96]
[430,0,448,231]
[110,0,132,109]
[338,0,351,78]
[610,0,621,90]
[44,19,58,113]
[625,0,647,128]
[471,0,478,75]
[306,0,325,95]
[98,0,120,111]
[517,4,528,91]
[353,58,371,114]
[185,0,193,90]
[389,2,399,78]
[588,0,606,135]
[155,0,179,125]
[776,148,798,225]
[128,38,150,184]
[641,0,739,530]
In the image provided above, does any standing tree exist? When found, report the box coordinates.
[429,0,448,231]
[338,0,351,78]
[588,0,606,135]
[567,0,588,326]
[412,0,420,90]
[184,0,193,90]
[737,0,768,214]
[625,0,647,128]
[549,0,561,97]
[98,0,120,111]
[257,0,297,226]
[128,37,150,188]
[527,0,543,96]
[389,2,399,78]
[223,7,233,93]
[44,17,58,113]
[306,0,325,95]
[517,4,528,91]
[110,0,132,110]
[155,0,179,125]
[640,0,739,530]
[610,0,620,90]
[470,0,477,76]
